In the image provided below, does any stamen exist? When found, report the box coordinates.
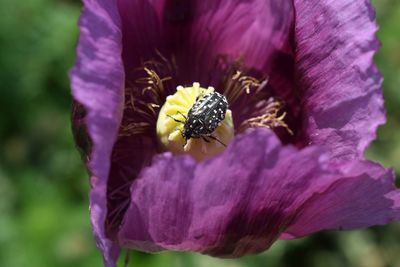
[220,63,293,136]
[232,71,266,94]
[119,66,171,137]
[239,98,294,135]
[223,69,269,106]
[135,67,170,103]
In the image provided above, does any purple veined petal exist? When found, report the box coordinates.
[117,128,400,258]
[70,0,124,266]
[117,0,294,84]
[117,0,161,79]
[294,0,385,159]
[281,160,400,239]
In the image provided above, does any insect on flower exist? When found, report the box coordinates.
[70,1,400,267]
[167,91,229,146]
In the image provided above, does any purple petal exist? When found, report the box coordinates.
[118,128,399,257]
[294,0,385,159]
[117,0,294,84]
[281,160,399,239]
[117,0,161,78]
[70,0,124,266]
[117,128,301,255]
[172,0,294,73]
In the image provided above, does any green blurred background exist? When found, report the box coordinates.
[0,0,399,266]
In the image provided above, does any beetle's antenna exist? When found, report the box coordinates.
[167,114,185,124]
[177,111,187,120]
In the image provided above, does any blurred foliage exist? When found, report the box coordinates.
[0,0,399,267]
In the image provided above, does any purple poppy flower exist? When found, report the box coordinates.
[70,0,400,266]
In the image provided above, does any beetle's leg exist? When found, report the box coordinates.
[170,127,188,147]
[208,135,226,147]
[178,128,186,139]
[202,136,211,143]
[182,135,188,147]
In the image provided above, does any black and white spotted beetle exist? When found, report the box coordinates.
[168,91,228,146]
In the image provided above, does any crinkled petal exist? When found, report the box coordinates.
[117,128,399,258]
[294,0,385,159]
[282,161,400,239]
[70,0,124,266]
[117,128,304,256]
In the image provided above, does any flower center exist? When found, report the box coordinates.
[156,82,234,161]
